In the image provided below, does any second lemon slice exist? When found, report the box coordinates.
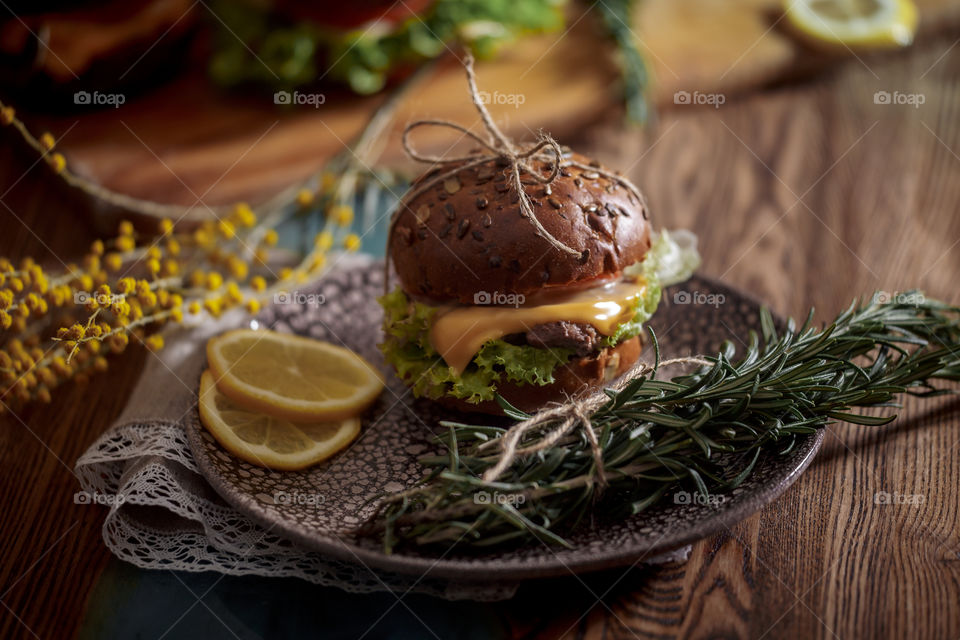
[198,370,361,470]
[206,329,384,422]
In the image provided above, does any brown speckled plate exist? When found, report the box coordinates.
[185,262,823,581]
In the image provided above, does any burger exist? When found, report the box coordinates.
[379,151,697,414]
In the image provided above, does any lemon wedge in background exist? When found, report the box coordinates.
[206,329,384,422]
[784,0,918,49]
[198,370,362,470]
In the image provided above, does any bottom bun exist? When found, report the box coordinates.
[436,335,643,416]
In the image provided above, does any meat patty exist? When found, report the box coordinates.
[525,321,601,356]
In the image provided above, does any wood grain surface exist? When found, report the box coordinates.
[1,26,960,640]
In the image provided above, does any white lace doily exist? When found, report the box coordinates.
[74,255,688,601]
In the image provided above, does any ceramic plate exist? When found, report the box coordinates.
[185,262,823,581]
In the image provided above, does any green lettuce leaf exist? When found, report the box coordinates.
[474,340,572,386]
[629,229,701,288]
[601,230,699,348]
[378,288,571,403]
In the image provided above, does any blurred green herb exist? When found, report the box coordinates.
[368,293,960,551]
[593,0,651,124]
[208,0,565,94]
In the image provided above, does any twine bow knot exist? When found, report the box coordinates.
[388,53,652,290]
[396,54,581,258]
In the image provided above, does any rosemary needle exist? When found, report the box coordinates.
[369,292,960,551]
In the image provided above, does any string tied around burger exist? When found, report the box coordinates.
[390,53,649,272]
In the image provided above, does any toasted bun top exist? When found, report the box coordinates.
[388,152,652,305]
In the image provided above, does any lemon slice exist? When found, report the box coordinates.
[198,370,361,470]
[206,329,384,422]
[784,0,918,49]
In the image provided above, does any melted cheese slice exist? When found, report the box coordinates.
[430,279,648,375]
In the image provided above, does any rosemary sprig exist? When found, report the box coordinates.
[370,292,960,551]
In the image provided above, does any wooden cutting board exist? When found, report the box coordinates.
[12,0,960,213]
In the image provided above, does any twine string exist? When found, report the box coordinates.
[576,406,607,488]
[481,356,712,484]
[384,54,652,293]
[394,53,578,259]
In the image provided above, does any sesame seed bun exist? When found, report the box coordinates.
[389,152,652,305]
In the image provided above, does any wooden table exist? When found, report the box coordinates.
[2,31,959,640]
